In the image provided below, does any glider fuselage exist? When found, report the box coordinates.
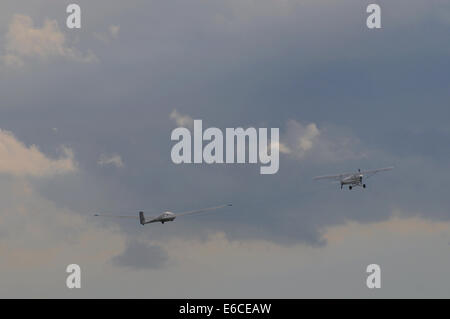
[147,212,176,224]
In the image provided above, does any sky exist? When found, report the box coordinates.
[0,0,450,298]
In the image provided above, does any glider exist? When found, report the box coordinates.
[94,204,232,225]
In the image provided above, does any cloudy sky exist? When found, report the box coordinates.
[0,0,450,298]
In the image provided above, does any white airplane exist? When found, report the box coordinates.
[314,167,394,190]
[94,204,232,225]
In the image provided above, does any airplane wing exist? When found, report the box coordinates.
[313,173,353,181]
[175,204,232,217]
[360,166,394,179]
[94,214,138,219]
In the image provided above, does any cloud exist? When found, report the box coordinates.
[0,0,448,297]
[89,214,450,298]
[322,213,450,245]
[0,176,126,297]
[281,120,367,162]
[283,121,319,157]
[169,109,194,129]
[3,205,450,297]
[112,239,169,270]
[1,53,24,68]
[181,215,450,298]
[109,25,120,38]
[1,14,96,67]
[93,25,120,43]
[0,129,124,297]
[0,129,77,177]
[97,153,124,168]
[268,141,291,155]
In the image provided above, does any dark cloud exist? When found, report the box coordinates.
[2,0,450,298]
[112,240,169,270]
[1,0,450,247]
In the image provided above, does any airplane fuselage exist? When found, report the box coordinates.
[341,174,365,189]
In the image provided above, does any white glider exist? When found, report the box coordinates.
[94,204,232,225]
[314,167,394,190]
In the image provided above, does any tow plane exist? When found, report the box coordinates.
[314,167,394,190]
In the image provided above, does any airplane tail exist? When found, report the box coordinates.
[139,211,146,225]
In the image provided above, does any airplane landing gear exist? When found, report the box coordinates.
[349,186,352,190]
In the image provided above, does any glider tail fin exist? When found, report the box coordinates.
[139,211,146,225]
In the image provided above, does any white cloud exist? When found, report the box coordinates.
[0,129,76,177]
[269,141,291,155]
[1,14,96,67]
[98,153,124,168]
[281,120,367,162]
[286,121,320,157]
[169,109,194,129]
